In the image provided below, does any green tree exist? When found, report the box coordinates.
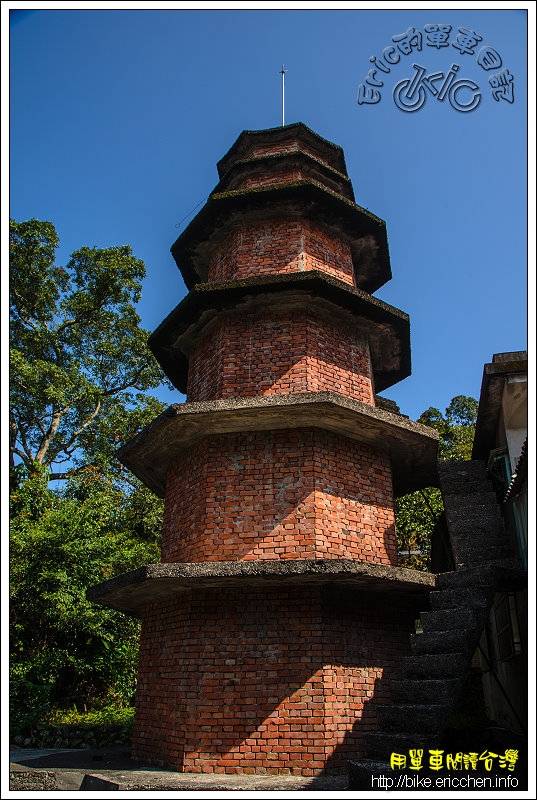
[418,394,478,461]
[9,218,167,488]
[9,468,160,731]
[396,395,478,570]
[9,219,169,730]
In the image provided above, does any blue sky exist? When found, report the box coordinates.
[7,4,531,422]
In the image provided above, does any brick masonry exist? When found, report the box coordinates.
[161,428,396,564]
[186,307,374,404]
[232,168,304,191]
[132,585,418,775]
[207,218,355,285]
[127,124,420,776]
[246,139,323,163]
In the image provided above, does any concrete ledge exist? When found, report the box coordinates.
[171,180,391,292]
[87,559,436,618]
[117,392,439,498]
[212,149,356,202]
[80,771,349,790]
[8,741,348,789]
[216,123,349,181]
[149,270,410,394]
[472,354,527,461]
[9,769,57,791]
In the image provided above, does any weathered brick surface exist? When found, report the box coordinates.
[207,219,355,285]
[235,168,304,191]
[132,586,416,775]
[161,428,395,565]
[186,308,374,404]
[246,139,323,163]
[132,125,412,776]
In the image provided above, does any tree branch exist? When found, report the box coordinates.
[11,445,31,465]
[418,489,442,522]
[102,368,145,397]
[61,399,102,453]
[10,411,34,462]
[35,408,65,465]
[48,469,80,482]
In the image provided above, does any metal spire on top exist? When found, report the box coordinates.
[280,64,288,126]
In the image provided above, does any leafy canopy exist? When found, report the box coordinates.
[9,220,171,730]
[10,467,160,731]
[396,395,478,570]
[9,218,168,484]
[418,395,479,462]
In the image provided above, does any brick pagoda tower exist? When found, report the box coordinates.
[89,123,439,776]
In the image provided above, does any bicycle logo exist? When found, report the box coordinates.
[393,63,481,112]
[356,24,515,111]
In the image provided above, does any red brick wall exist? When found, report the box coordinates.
[207,219,355,285]
[186,308,374,405]
[227,169,349,199]
[132,585,416,775]
[131,127,413,778]
[234,168,304,191]
[161,428,396,565]
[246,139,322,163]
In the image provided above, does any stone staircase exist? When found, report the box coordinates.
[348,460,525,787]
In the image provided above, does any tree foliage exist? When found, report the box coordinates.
[9,468,160,731]
[418,395,478,462]
[9,218,167,486]
[396,396,478,570]
[9,219,168,731]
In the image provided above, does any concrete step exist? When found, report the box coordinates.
[376,704,445,735]
[429,587,492,612]
[444,488,499,504]
[451,537,509,553]
[420,607,477,632]
[363,731,435,761]
[438,461,491,493]
[445,503,504,524]
[451,547,514,570]
[442,484,496,499]
[403,652,466,679]
[444,514,501,533]
[410,629,471,655]
[435,568,497,589]
[390,678,460,705]
[348,760,390,790]
[448,523,507,543]
[436,561,524,592]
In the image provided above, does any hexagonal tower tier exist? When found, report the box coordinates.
[89,123,440,776]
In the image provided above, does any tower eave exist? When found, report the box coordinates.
[171,181,391,293]
[216,122,349,180]
[117,393,439,499]
[211,149,355,201]
[148,271,410,395]
[87,559,436,618]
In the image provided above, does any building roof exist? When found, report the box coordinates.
[216,122,349,180]
[472,351,527,460]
